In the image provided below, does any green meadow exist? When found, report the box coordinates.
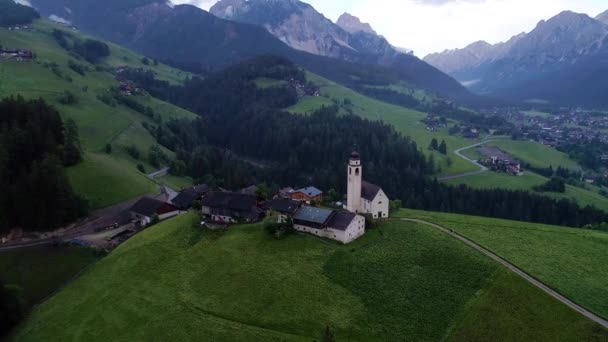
[11,214,607,341]
[0,20,196,207]
[397,209,608,320]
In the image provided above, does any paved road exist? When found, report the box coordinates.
[148,167,170,179]
[400,218,608,329]
[438,140,499,181]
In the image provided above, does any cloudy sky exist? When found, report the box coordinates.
[173,0,607,57]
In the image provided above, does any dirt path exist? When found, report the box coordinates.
[400,218,608,329]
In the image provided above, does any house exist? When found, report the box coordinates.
[129,197,180,227]
[275,187,295,199]
[346,152,390,219]
[292,186,323,203]
[171,184,211,210]
[201,191,262,223]
[292,206,365,244]
[262,198,302,223]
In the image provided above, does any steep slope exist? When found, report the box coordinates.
[0,0,39,27]
[597,10,608,25]
[0,19,196,207]
[336,12,377,35]
[29,0,477,104]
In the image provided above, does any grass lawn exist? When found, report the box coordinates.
[157,174,194,190]
[0,20,195,208]
[289,72,479,176]
[0,245,98,310]
[66,152,158,208]
[490,140,580,170]
[396,209,608,320]
[12,214,607,341]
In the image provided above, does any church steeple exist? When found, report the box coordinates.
[347,151,362,213]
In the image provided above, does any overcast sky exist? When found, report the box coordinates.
[174,0,607,57]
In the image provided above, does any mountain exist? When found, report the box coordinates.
[29,0,477,104]
[424,11,608,106]
[336,12,377,35]
[597,10,608,24]
[209,0,396,62]
[0,0,39,27]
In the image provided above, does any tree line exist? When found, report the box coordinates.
[0,97,88,234]
[123,56,608,228]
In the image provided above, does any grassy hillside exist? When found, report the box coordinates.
[0,245,98,310]
[490,139,580,170]
[0,20,196,208]
[445,171,608,211]
[288,72,479,176]
[12,214,607,341]
[397,209,608,320]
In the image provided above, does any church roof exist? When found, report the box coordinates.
[362,181,382,201]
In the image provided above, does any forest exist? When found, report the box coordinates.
[123,56,608,228]
[0,97,88,234]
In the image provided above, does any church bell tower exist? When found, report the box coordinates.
[347,151,362,213]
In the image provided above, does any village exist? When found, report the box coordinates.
[1,152,390,251]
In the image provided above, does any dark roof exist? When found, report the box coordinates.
[240,185,258,196]
[129,197,166,217]
[350,151,360,160]
[201,191,257,211]
[191,184,211,195]
[328,211,357,231]
[295,186,323,198]
[293,206,335,225]
[171,189,200,209]
[362,181,381,201]
[263,198,301,215]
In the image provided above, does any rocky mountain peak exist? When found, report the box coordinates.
[336,12,377,35]
[597,10,608,25]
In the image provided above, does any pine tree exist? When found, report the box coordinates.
[438,140,447,155]
[429,138,439,151]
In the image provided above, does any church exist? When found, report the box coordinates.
[346,151,390,219]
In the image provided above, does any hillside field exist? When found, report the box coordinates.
[396,209,608,320]
[445,171,608,211]
[0,20,196,208]
[0,245,98,310]
[288,72,479,176]
[12,214,607,341]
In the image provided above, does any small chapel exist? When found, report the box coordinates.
[346,151,390,219]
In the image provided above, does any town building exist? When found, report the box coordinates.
[291,186,323,203]
[346,152,390,219]
[129,197,180,227]
[201,191,262,223]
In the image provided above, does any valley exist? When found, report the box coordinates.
[2,0,608,340]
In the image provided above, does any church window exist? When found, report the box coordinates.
[349,168,352,175]
[355,168,360,175]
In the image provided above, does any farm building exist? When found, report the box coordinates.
[263,198,302,223]
[292,206,365,244]
[171,184,212,210]
[128,197,180,227]
[201,191,262,223]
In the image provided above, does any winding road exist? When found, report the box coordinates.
[400,218,608,329]
[438,140,499,181]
